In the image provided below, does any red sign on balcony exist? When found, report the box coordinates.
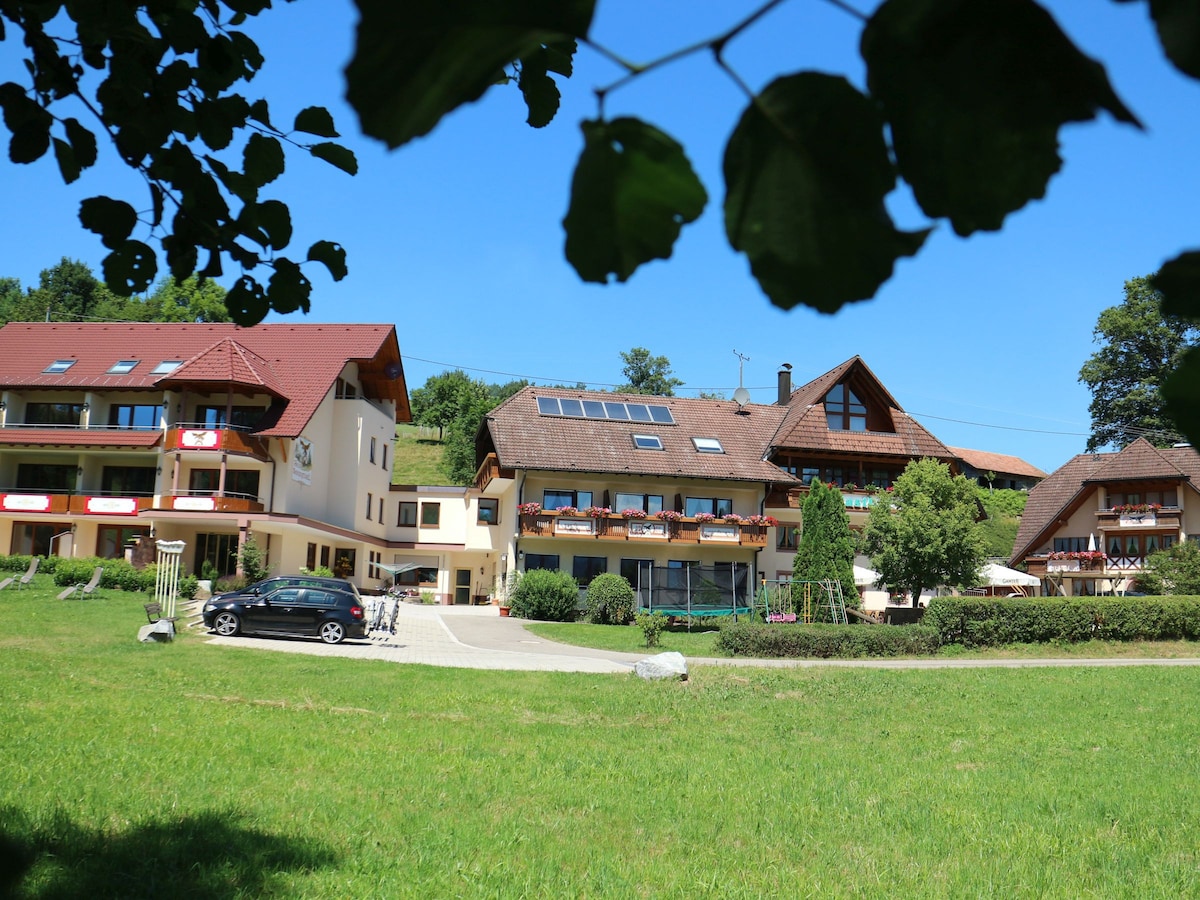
[0,494,50,512]
[83,496,139,516]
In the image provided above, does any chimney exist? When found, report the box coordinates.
[777,363,793,405]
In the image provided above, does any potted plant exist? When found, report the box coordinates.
[555,505,578,516]
[517,502,542,516]
[620,508,647,519]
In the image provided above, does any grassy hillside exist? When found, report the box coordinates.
[977,487,1029,559]
[391,424,445,485]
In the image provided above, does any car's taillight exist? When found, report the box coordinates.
[350,605,364,619]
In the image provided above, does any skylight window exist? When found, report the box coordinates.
[108,360,139,374]
[151,360,183,374]
[692,437,724,454]
[633,434,663,450]
[43,360,76,374]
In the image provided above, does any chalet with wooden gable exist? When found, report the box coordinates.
[0,322,410,581]
[1011,438,1200,595]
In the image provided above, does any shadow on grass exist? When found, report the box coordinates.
[0,805,337,899]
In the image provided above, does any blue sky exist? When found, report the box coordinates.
[3,1,1198,476]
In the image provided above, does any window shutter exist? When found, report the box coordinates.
[675,493,683,512]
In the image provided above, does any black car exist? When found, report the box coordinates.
[211,574,360,602]
[203,586,367,644]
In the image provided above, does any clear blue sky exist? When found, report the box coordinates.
[3,1,1198,476]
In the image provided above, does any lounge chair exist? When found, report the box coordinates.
[15,557,39,590]
[0,576,13,591]
[58,566,103,600]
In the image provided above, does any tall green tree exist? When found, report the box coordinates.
[792,480,857,617]
[0,257,118,324]
[862,458,985,607]
[1079,275,1199,451]
[616,347,683,396]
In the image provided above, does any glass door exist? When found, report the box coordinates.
[454,568,471,605]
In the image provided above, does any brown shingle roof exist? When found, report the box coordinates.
[486,387,797,485]
[0,429,162,448]
[0,323,409,437]
[1010,452,1108,564]
[161,338,288,398]
[1083,437,1191,483]
[948,447,1046,480]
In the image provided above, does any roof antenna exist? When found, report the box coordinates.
[732,350,751,409]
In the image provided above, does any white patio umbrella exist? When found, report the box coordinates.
[1087,532,1097,552]
[977,563,1040,587]
[853,564,880,587]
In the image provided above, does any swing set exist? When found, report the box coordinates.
[758,578,848,625]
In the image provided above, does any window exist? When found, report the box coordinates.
[398,501,417,526]
[195,532,239,577]
[320,545,331,569]
[151,360,182,374]
[381,444,388,470]
[107,360,139,374]
[573,556,607,586]
[1053,537,1090,553]
[801,467,820,486]
[685,496,732,517]
[369,436,377,464]
[395,565,438,587]
[776,525,799,551]
[478,498,499,525]
[10,521,71,556]
[524,553,559,572]
[101,466,156,496]
[108,404,160,430]
[615,492,663,515]
[692,437,724,453]
[17,463,76,491]
[366,493,373,520]
[196,405,264,429]
[368,550,381,579]
[335,377,357,399]
[333,549,356,578]
[632,434,663,450]
[96,525,149,559]
[620,558,653,588]
[25,402,83,426]
[44,359,77,374]
[306,542,317,570]
[420,502,440,526]
[825,383,867,431]
[543,489,593,511]
[188,469,260,500]
[379,497,384,523]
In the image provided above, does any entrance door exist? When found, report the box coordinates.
[454,568,471,605]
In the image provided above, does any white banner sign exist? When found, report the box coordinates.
[84,496,139,516]
[292,436,313,485]
[181,429,220,449]
[1,494,50,512]
[173,496,216,511]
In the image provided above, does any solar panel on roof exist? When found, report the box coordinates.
[582,400,606,418]
[559,398,584,417]
[536,396,560,415]
[627,403,652,422]
[537,395,676,425]
[648,405,674,424]
[603,402,630,420]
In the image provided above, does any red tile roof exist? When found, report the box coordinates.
[0,323,409,437]
[486,387,798,485]
[948,447,1046,480]
[0,429,162,448]
[1083,437,1191,483]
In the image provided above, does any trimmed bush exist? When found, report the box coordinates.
[923,595,1200,647]
[509,569,580,622]
[635,611,668,647]
[716,622,941,658]
[586,573,636,625]
[53,557,155,592]
[0,554,58,575]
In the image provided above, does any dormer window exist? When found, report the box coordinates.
[825,383,866,431]
[43,360,76,374]
[692,437,724,454]
[108,360,139,374]
[151,360,182,374]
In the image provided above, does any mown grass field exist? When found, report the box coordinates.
[391,424,444,485]
[4,586,1200,897]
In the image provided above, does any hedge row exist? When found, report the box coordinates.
[923,596,1200,647]
[716,622,941,658]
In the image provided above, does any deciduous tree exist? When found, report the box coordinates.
[1079,275,1198,451]
[862,458,984,607]
[792,480,857,617]
[617,347,682,396]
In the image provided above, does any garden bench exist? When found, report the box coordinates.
[144,602,177,625]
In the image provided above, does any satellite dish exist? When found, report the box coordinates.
[384,362,403,380]
[732,386,751,408]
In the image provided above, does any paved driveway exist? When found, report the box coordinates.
[203,602,1200,673]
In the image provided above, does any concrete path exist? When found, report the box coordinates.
[203,602,1200,673]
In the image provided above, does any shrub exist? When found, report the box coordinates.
[586,573,636,625]
[300,565,335,578]
[716,622,941,658]
[923,595,1200,647]
[509,569,580,622]
[635,611,668,647]
[238,536,271,583]
[214,574,248,593]
[0,554,57,574]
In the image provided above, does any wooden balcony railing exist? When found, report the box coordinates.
[518,512,769,546]
[165,426,270,459]
[1095,507,1180,528]
[473,452,515,492]
[155,494,265,513]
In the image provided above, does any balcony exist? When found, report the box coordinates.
[473,453,515,493]
[0,491,154,516]
[165,425,270,459]
[155,492,265,513]
[1095,506,1180,529]
[518,511,769,546]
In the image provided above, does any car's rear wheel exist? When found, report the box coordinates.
[213,611,240,637]
[319,621,346,644]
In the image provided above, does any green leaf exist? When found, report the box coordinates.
[102,240,157,295]
[1152,250,1200,321]
[309,141,358,175]
[518,47,561,128]
[255,200,293,250]
[79,196,139,250]
[293,106,339,138]
[0,82,51,164]
[267,258,312,315]
[346,0,595,148]
[862,0,1141,236]
[563,117,707,284]
[1163,346,1200,449]
[1148,0,1200,79]
[52,137,80,184]
[723,73,929,313]
[248,98,274,130]
[307,240,348,281]
[63,118,97,169]
[243,133,285,187]
[224,275,269,326]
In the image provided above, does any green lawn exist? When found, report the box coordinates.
[391,424,444,485]
[5,587,1200,897]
